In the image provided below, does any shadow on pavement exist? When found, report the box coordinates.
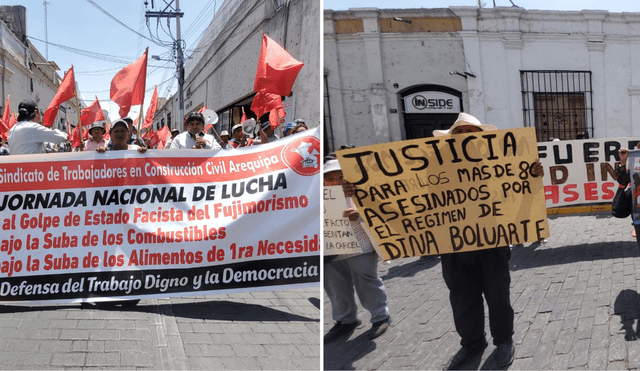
[0,299,319,322]
[510,240,640,271]
[381,256,440,281]
[324,331,376,370]
[614,289,640,341]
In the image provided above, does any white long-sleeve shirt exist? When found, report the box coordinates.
[169,131,221,150]
[7,121,68,155]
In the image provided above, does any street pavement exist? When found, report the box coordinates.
[0,287,320,370]
[324,213,640,370]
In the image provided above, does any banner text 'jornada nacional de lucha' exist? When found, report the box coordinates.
[336,128,549,261]
[0,129,321,304]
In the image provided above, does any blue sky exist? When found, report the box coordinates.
[323,0,640,12]
[5,0,218,119]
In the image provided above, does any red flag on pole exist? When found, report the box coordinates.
[241,107,247,123]
[155,125,171,149]
[8,111,16,129]
[43,66,76,127]
[148,129,158,148]
[268,105,286,129]
[82,126,90,140]
[253,34,304,96]
[251,92,285,130]
[80,96,106,126]
[250,92,284,118]
[2,95,10,125]
[0,95,8,141]
[141,86,158,131]
[110,49,148,118]
[70,124,82,148]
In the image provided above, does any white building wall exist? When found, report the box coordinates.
[325,6,640,150]
[169,0,319,132]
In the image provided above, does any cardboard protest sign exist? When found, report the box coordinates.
[323,186,364,256]
[337,127,549,261]
[0,129,321,304]
[538,137,638,208]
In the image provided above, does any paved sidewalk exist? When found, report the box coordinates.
[324,213,640,370]
[0,287,320,370]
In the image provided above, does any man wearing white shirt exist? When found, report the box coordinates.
[169,112,221,150]
[7,100,67,155]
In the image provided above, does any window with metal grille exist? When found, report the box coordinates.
[521,71,593,141]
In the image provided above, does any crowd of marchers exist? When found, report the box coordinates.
[0,99,309,156]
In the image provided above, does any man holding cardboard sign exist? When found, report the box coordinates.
[339,113,547,369]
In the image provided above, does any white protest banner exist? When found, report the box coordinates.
[0,128,321,304]
[538,137,638,208]
[323,186,364,256]
[337,128,549,261]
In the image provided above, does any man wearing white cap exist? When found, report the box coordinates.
[342,113,544,369]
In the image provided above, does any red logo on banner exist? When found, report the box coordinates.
[281,136,321,176]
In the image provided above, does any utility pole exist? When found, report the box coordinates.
[175,0,184,128]
[43,0,50,59]
[145,0,185,129]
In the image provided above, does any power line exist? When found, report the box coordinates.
[85,0,161,45]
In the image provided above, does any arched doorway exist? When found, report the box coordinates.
[400,85,463,139]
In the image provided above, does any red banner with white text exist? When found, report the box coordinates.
[0,129,321,303]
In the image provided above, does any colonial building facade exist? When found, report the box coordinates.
[324,6,640,152]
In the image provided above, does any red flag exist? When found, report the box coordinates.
[43,66,76,127]
[8,111,16,129]
[0,120,7,142]
[70,124,82,148]
[83,126,90,140]
[80,96,106,127]
[241,107,247,123]
[2,95,10,125]
[268,105,286,129]
[198,106,207,113]
[0,95,10,140]
[254,34,304,96]
[155,125,171,149]
[250,92,283,118]
[148,129,158,148]
[141,86,158,131]
[110,49,148,118]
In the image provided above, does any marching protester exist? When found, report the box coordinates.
[7,100,68,155]
[170,112,221,150]
[122,117,145,147]
[98,118,146,154]
[252,121,279,145]
[93,117,144,308]
[615,146,640,240]
[164,128,180,149]
[0,139,9,155]
[84,121,108,151]
[283,118,308,137]
[324,154,392,344]
[219,130,231,149]
[340,113,544,370]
